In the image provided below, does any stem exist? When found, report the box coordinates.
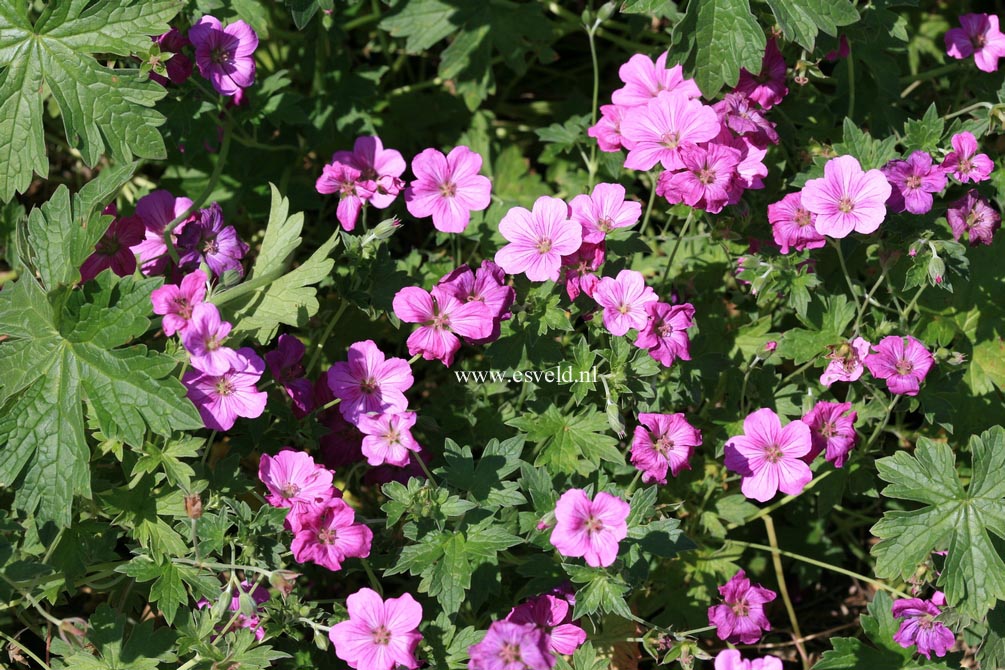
[624,470,644,498]
[176,657,202,670]
[201,430,217,467]
[674,624,716,638]
[299,617,333,633]
[416,456,437,485]
[660,210,694,285]
[730,470,833,529]
[306,300,349,376]
[852,264,888,336]
[863,395,898,452]
[172,558,273,578]
[898,60,966,85]
[764,516,808,669]
[585,20,600,188]
[408,353,422,365]
[1,575,63,628]
[846,42,855,120]
[359,558,383,596]
[0,631,51,670]
[901,284,926,322]
[641,173,658,233]
[831,240,861,315]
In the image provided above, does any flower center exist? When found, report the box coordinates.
[617,302,631,315]
[206,335,221,351]
[432,311,451,330]
[500,642,522,664]
[384,427,402,446]
[372,625,391,645]
[439,181,457,198]
[794,208,813,228]
[96,236,120,256]
[174,297,193,319]
[214,378,234,396]
[656,320,672,338]
[210,47,230,65]
[838,196,855,213]
[280,482,301,499]
[655,434,674,455]
[339,180,356,197]
[698,167,716,185]
[730,598,750,617]
[895,358,914,375]
[660,131,680,149]
[317,528,337,545]
[203,238,219,255]
[583,514,604,534]
[360,377,378,395]
[820,421,837,438]
[764,444,783,463]
[598,216,614,232]
[958,157,972,174]
[905,174,922,190]
[536,237,553,254]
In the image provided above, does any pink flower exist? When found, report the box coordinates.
[945,14,1005,73]
[768,192,825,254]
[656,142,742,213]
[183,347,268,431]
[404,146,492,233]
[79,210,144,282]
[505,594,587,656]
[151,269,208,337]
[258,450,335,509]
[735,38,789,109]
[436,260,515,344]
[328,588,423,670]
[621,91,721,171]
[264,334,314,417]
[882,151,947,215]
[713,93,779,148]
[723,408,813,502]
[707,570,777,644]
[892,592,956,659]
[330,136,407,209]
[177,203,249,278]
[315,161,366,231]
[864,335,935,397]
[611,52,701,107]
[714,649,783,670]
[181,303,242,376]
[150,29,193,86]
[820,336,872,387]
[592,269,657,336]
[188,16,258,97]
[495,196,582,282]
[356,412,421,467]
[326,340,413,424]
[550,489,630,568]
[392,285,494,366]
[630,413,701,484]
[588,104,627,152]
[570,183,642,244]
[802,401,858,468]
[129,190,196,276]
[801,155,892,238]
[561,241,605,301]
[196,581,270,641]
[942,131,994,183]
[947,189,1000,246]
[468,620,554,670]
[289,498,373,571]
[634,302,695,367]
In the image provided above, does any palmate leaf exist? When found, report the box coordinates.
[0,0,181,202]
[763,0,859,51]
[871,427,1005,620]
[0,184,202,528]
[682,0,765,97]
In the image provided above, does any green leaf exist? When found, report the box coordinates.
[620,0,681,17]
[0,2,180,201]
[764,0,859,51]
[871,428,1005,620]
[55,603,176,670]
[963,338,1005,396]
[902,103,945,153]
[130,436,200,489]
[285,0,333,29]
[689,0,765,97]
[834,117,899,170]
[508,406,622,475]
[216,184,340,344]
[148,561,187,625]
[571,571,633,620]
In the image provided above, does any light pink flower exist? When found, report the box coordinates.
[723,408,813,502]
[326,340,413,424]
[495,196,582,282]
[290,498,373,571]
[630,413,701,484]
[570,183,642,244]
[550,489,630,568]
[588,104,628,152]
[79,210,144,282]
[634,302,695,367]
[611,52,701,107]
[404,146,491,233]
[945,14,1005,73]
[151,269,208,337]
[621,91,721,171]
[592,269,658,336]
[315,161,366,231]
[436,260,515,344]
[181,303,242,376]
[392,285,494,366]
[331,136,406,209]
[707,570,777,644]
[189,16,258,97]
[506,594,587,656]
[328,588,423,670]
[947,189,1000,246]
[129,190,196,276]
[892,592,956,659]
[258,450,335,509]
[714,649,783,670]
[656,142,742,213]
[942,131,994,183]
[768,192,825,254]
[882,151,947,215]
[735,38,788,109]
[356,412,421,467]
[820,336,872,387]
[468,620,554,670]
[864,335,935,397]
[801,155,892,237]
[183,347,268,431]
[802,401,858,468]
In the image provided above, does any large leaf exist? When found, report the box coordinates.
[763,0,859,51]
[0,1,180,201]
[871,427,1005,620]
[688,0,765,97]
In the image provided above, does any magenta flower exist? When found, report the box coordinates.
[864,335,935,397]
[621,91,721,171]
[289,498,373,571]
[326,340,413,424]
[634,301,695,367]
[882,151,947,215]
[713,92,779,148]
[714,649,783,670]
[330,135,407,209]
[392,285,494,366]
[150,29,193,86]
[183,347,268,431]
[151,269,207,337]
[181,303,242,376]
[177,203,249,278]
[258,450,334,509]
[587,104,627,152]
[707,570,777,644]
[892,592,956,659]
[656,142,742,214]
[188,16,258,97]
[468,620,554,670]
[495,196,583,282]
[820,336,872,387]
[437,260,515,344]
[942,131,994,183]
[264,334,314,417]
[735,38,789,109]
[79,211,144,283]
[611,52,701,107]
[724,408,813,502]
[768,192,825,254]
[316,162,366,231]
[570,183,642,244]
[404,145,492,233]
[328,588,423,670]
[550,489,630,568]
[356,412,421,467]
[129,190,195,276]
[945,14,1005,73]
[506,594,587,656]
[561,241,605,301]
[592,269,657,336]
[802,401,858,468]
[947,190,1000,246]
[196,581,270,641]
[630,413,701,484]
[801,155,892,237]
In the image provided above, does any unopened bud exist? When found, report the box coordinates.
[185,493,203,519]
[270,570,300,600]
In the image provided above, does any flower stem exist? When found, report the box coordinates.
[173,558,273,578]
[306,300,349,376]
[0,632,53,670]
[852,263,888,336]
[661,210,694,286]
[900,284,926,322]
[831,239,861,315]
[359,558,384,597]
[763,515,809,669]
[729,470,833,529]
[585,18,600,188]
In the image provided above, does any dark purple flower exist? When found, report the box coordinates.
[892,592,956,659]
[189,16,258,97]
[151,28,193,85]
[177,203,249,278]
[882,151,947,215]
[708,570,776,644]
[713,92,779,147]
[802,401,858,467]
[735,38,788,109]
[947,190,1000,246]
[79,208,144,282]
[265,334,315,417]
